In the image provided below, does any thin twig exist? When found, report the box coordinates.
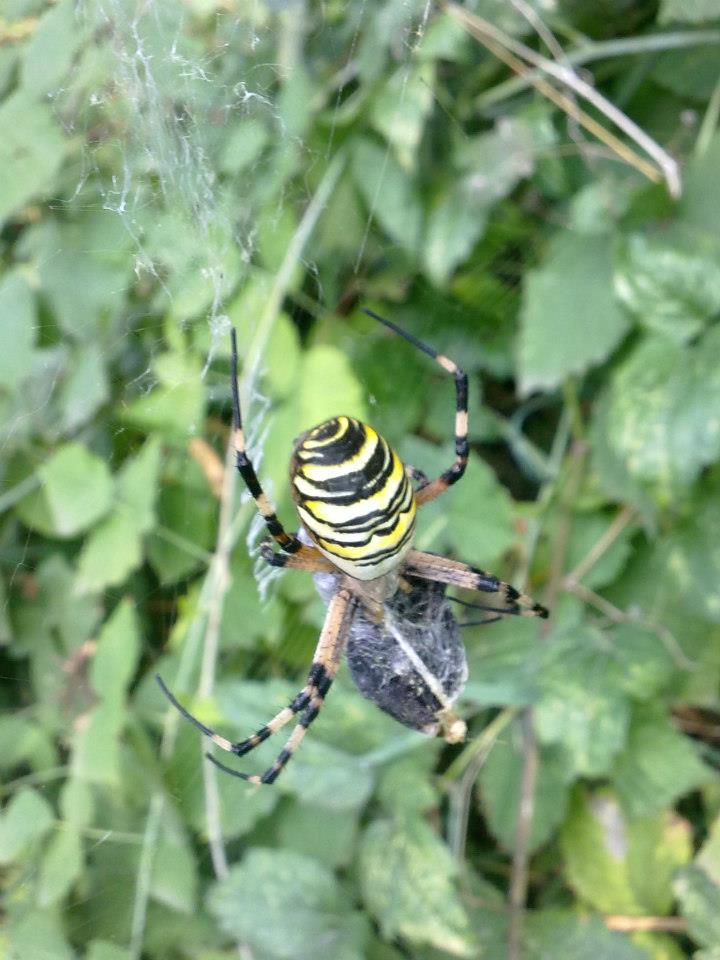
[605,915,687,933]
[445,3,682,196]
[478,30,720,109]
[564,504,635,588]
[445,708,520,862]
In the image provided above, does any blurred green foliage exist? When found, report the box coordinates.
[1,0,720,958]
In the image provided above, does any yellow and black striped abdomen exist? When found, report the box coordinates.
[290,417,416,581]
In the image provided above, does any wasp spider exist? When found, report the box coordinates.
[157,309,548,784]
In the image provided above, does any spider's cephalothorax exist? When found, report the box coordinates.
[290,416,416,580]
[157,308,549,786]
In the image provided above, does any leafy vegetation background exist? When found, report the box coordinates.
[2,0,720,958]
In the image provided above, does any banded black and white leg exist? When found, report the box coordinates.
[362,308,469,504]
[230,329,304,556]
[404,550,549,619]
[157,586,357,784]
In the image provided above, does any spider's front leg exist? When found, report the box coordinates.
[259,537,336,572]
[404,549,549,619]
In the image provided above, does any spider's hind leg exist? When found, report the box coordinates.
[158,585,358,785]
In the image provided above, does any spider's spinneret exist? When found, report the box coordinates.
[290,416,416,580]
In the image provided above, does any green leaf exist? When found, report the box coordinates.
[659,0,720,22]
[86,943,133,960]
[76,511,144,594]
[298,345,369,427]
[274,801,360,869]
[38,826,83,906]
[479,723,572,853]
[122,350,204,442]
[518,232,629,394]
[359,815,475,956]
[150,821,197,914]
[20,0,87,95]
[207,848,370,960]
[18,443,113,538]
[611,706,709,818]
[90,600,140,709]
[615,233,720,343]
[351,138,423,257]
[425,121,536,285]
[674,865,720,948]
[605,327,720,498]
[524,909,650,960]
[565,512,633,591]
[561,786,691,914]
[76,439,162,593]
[0,89,65,228]
[0,270,36,388]
[464,617,540,706]
[0,788,54,864]
[59,778,95,829]
[7,909,74,960]
[59,342,109,432]
[71,603,139,785]
[535,626,630,776]
[371,63,435,171]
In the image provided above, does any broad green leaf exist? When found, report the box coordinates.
[207,848,370,960]
[524,909,650,960]
[19,443,113,538]
[479,724,572,853]
[674,865,720,948]
[146,470,217,585]
[612,706,709,818]
[7,908,74,960]
[0,270,36,389]
[351,138,423,257]
[679,133,720,237]
[38,826,83,906]
[122,351,204,441]
[298,345,368,428]
[605,327,720,498]
[518,232,629,394]
[424,180,491,287]
[59,342,109,432]
[359,816,475,956]
[561,787,691,914]
[90,600,140,707]
[87,943,133,960]
[659,0,720,22]
[425,121,536,285]
[375,747,441,817]
[76,438,162,592]
[150,820,197,914]
[219,118,268,174]
[20,0,87,94]
[76,511,144,594]
[0,788,54,864]
[0,89,65,228]
[615,233,720,343]
[606,623,677,702]
[274,802,360,869]
[25,215,132,340]
[59,778,95,829]
[464,617,540,706]
[659,479,720,624]
[535,626,630,776]
[71,604,138,785]
[371,63,434,172]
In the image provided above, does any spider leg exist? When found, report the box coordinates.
[362,308,469,503]
[203,585,357,785]
[447,594,532,619]
[230,329,302,555]
[259,537,337,572]
[404,549,549,619]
